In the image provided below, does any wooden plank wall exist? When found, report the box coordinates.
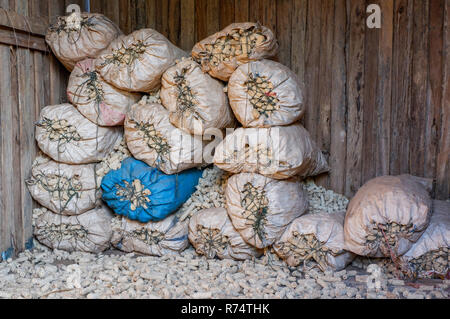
[0,0,82,258]
[90,0,449,199]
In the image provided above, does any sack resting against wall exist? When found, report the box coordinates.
[33,205,113,253]
[111,213,189,256]
[401,200,449,277]
[192,22,278,81]
[35,104,123,164]
[160,58,236,135]
[189,208,263,260]
[214,124,329,180]
[125,99,206,175]
[27,155,102,216]
[228,59,304,128]
[225,173,308,249]
[274,211,355,271]
[67,59,141,126]
[344,175,432,258]
[46,13,122,71]
[95,28,187,93]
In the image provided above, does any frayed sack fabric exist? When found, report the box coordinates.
[111,214,189,256]
[344,175,432,258]
[225,173,308,249]
[228,59,304,128]
[273,211,355,272]
[27,155,102,215]
[125,99,206,174]
[160,58,236,135]
[401,200,449,278]
[67,59,141,126]
[95,28,187,93]
[35,104,123,164]
[189,208,263,260]
[192,22,278,81]
[46,12,122,71]
[214,124,329,179]
[33,206,113,254]
[101,158,203,223]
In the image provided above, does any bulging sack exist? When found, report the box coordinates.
[67,59,141,126]
[95,28,187,92]
[344,175,432,258]
[35,104,123,164]
[192,22,278,81]
[101,157,203,223]
[46,12,122,71]
[274,211,355,271]
[33,206,113,253]
[111,214,189,256]
[401,200,449,278]
[228,59,304,127]
[225,173,308,249]
[214,124,329,179]
[125,98,206,174]
[160,58,236,134]
[189,208,263,260]
[27,155,101,215]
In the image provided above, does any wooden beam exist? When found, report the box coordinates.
[0,8,48,36]
[0,27,48,52]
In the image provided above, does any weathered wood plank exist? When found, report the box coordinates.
[135,0,147,30]
[0,8,48,35]
[220,0,235,30]
[0,27,48,52]
[276,0,292,68]
[119,0,131,34]
[290,0,307,85]
[261,0,276,36]
[105,0,121,27]
[180,0,195,51]
[206,0,220,36]
[195,0,207,42]
[168,0,180,45]
[234,0,249,23]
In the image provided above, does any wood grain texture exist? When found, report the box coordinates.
[180,0,195,51]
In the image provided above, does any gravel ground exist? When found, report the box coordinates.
[0,240,448,299]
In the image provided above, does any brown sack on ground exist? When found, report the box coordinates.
[35,104,123,164]
[67,59,141,126]
[26,155,102,216]
[401,200,449,278]
[160,58,236,135]
[33,206,113,253]
[189,208,263,260]
[46,12,122,71]
[214,124,329,179]
[228,59,304,127]
[111,214,189,257]
[225,173,308,249]
[125,97,205,174]
[274,211,355,272]
[344,175,432,258]
[191,22,278,81]
[95,28,187,93]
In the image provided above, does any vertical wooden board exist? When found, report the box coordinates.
[409,0,429,177]
[0,0,9,10]
[220,0,235,30]
[375,0,393,177]
[156,0,169,37]
[105,0,120,27]
[206,0,220,36]
[90,0,105,14]
[276,0,292,68]
[436,0,450,199]
[195,0,208,42]
[168,0,180,45]
[135,0,147,30]
[48,0,65,105]
[248,0,261,23]
[128,0,136,32]
[180,0,195,51]
[145,0,156,30]
[48,0,65,26]
[14,0,27,15]
[345,0,366,197]
[290,0,307,84]
[261,0,276,34]
[234,0,249,22]
[390,0,413,175]
[119,0,131,34]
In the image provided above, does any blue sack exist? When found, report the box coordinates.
[101,158,202,223]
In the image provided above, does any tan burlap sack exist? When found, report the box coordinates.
[35,104,123,164]
[274,211,355,271]
[344,175,432,258]
[111,214,189,256]
[33,206,113,253]
[125,98,205,174]
[228,59,305,127]
[160,58,236,134]
[214,124,329,179]
[192,22,278,81]
[225,173,308,249]
[189,208,263,260]
[95,28,187,93]
[46,12,122,71]
[401,200,449,277]
[27,155,102,215]
[67,59,141,126]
